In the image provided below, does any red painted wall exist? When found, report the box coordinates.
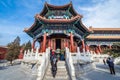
[0,46,7,60]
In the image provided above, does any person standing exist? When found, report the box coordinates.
[106,57,115,75]
[50,50,55,66]
[52,53,57,77]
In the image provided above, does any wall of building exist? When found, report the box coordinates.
[0,47,7,60]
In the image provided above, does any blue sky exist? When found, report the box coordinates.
[0,0,120,46]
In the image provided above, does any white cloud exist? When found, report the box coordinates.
[79,0,120,28]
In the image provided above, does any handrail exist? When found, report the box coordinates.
[36,47,50,80]
[65,47,76,80]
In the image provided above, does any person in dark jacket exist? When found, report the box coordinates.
[106,57,115,75]
[50,50,58,77]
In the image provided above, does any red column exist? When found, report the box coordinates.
[42,33,47,52]
[74,43,77,52]
[70,32,74,52]
[95,47,99,54]
[98,45,102,53]
[32,39,36,50]
[54,40,56,50]
[66,39,68,47]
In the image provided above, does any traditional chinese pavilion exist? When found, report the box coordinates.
[24,2,90,53]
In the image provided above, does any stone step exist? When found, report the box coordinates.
[49,63,66,67]
[45,73,68,77]
[57,62,65,64]
[48,65,66,69]
[57,61,65,63]
[57,64,66,67]
[44,75,68,80]
[44,78,68,80]
[43,61,69,80]
[46,71,68,76]
[47,67,67,72]
[44,77,68,80]
[48,64,66,67]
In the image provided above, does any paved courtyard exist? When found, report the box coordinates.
[80,63,120,80]
[0,64,36,80]
[0,62,120,80]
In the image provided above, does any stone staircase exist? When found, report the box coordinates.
[43,61,70,80]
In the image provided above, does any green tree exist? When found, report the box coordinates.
[111,42,120,57]
[103,42,120,57]
[6,36,21,65]
[21,40,32,51]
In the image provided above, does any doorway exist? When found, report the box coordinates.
[56,39,61,49]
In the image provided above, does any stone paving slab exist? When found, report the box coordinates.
[79,63,120,80]
[0,64,36,80]
[0,62,120,80]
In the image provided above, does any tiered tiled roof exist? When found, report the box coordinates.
[24,2,90,33]
[87,35,120,39]
[40,2,78,16]
[89,26,120,31]
[35,14,82,23]
[24,2,90,38]
[87,27,120,39]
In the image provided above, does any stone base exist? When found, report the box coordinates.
[74,61,96,79]
[21,60,40,75]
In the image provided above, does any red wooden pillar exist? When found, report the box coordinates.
[42,33,47,52]
[98,45,102,53]
[54,40,56,50]
[95,47,99,54]
[74,43,77,52]
[66,39,68,47]
[70,32,74,52]
[32,39,36,50]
